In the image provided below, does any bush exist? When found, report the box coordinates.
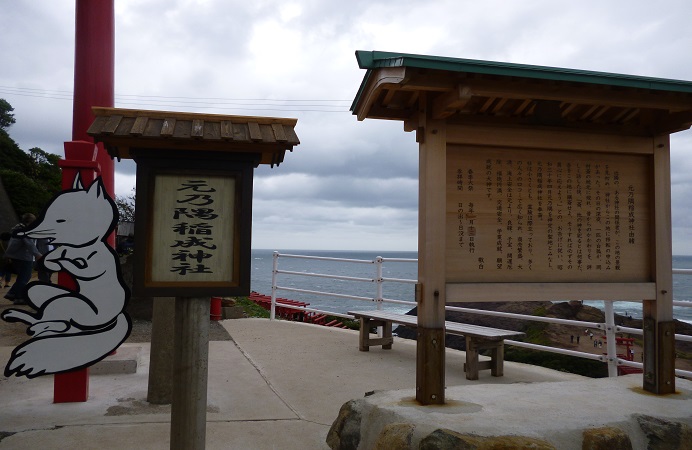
[504,346,608,378]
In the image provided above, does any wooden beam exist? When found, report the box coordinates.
[432,86,473,119]
[456,78,692,112]
[446,123,652,154]
[416,93,447,405]
[446,282,656,302]
[353,67,408,121]
[643,134,675,395]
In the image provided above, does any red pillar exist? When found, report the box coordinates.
[54,0,115,403]
[72,0,115,196]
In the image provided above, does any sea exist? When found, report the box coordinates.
[249,250,692,324]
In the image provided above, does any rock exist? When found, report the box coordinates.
[582,426,632,450]
[419,429,556,449]
[326,400,363,450]
[373,423,414,450]
[222,305,245,319]
[635,414,692,450]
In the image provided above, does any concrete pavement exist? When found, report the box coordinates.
[1,318,686,449]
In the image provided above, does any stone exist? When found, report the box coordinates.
[582,426,632,450]
[636,414,692,450]
[419,429,556,450]
[221,297,236,307]
[326,400,363,450]
[90,346,141,375]
[222,306,245,319]
[373,423,415,450]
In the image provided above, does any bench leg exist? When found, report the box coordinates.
[358,318,371,351]
[382,321,393,350]
[358,318,394,351]
[465,339,479,380]
[490,342,504,377]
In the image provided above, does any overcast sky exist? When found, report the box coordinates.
[2,0,692,253]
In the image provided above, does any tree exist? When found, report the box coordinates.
[28,147,61,192]
[0,99,15,131]
[115,188,136,222]
[0,99,62,216]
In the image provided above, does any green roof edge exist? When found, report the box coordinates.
[351,50,692,113]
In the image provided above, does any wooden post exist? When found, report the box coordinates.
[171,297,210,449]
[643,135,676,394]
[416,94,447,405]
[147,297,175,404]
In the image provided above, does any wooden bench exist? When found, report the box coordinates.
[348,310,525,380]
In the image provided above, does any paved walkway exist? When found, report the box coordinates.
[0,318,680,449]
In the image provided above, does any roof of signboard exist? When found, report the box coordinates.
[87,107,299,166]
[351,50,692,134]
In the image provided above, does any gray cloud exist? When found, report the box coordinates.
[2,0,692,252]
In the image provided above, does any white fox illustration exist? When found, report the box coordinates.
[2,175,131,378]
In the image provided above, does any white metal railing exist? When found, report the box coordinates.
[268,251,692,379]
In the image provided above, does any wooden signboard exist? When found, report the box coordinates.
[133,155,254,297]
[150,174,236,284]
[350,50,692,400]
[445,145,654,301]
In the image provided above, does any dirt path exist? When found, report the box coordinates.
[548,323,692,372]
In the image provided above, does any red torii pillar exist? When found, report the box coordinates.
[54,0,115,403]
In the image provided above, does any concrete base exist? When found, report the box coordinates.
[328,375,692,450]
[90,346,141,375]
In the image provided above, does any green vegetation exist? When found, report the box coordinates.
[115,187,136,222]
[0,99,62,217]
[504,347,608,378]
[502,304,608,378]
[523,321,551,345]
[234,297,270,318]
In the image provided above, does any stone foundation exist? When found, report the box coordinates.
[326,376,692,450]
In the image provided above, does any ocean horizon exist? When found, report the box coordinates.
[250,249,692,324]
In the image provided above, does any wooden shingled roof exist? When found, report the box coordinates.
[87,107,299,166]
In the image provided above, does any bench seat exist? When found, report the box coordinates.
[348,310,525,380]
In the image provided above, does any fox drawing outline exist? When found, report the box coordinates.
[2,175,132,378]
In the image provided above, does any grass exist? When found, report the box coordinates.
[234,297,270,318]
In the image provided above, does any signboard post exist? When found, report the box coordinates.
[351,51,692,403]
[89,108,299,449]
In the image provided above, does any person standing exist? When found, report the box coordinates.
[3,214,42,305]
[0,232,13,288]
[36,238,54,283]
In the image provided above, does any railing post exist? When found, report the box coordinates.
[375,256,384,337]
[270,251,279,320]
[604,301,618,377]
[375,256,384,311]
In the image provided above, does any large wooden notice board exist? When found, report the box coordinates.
[445,145,654,301]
